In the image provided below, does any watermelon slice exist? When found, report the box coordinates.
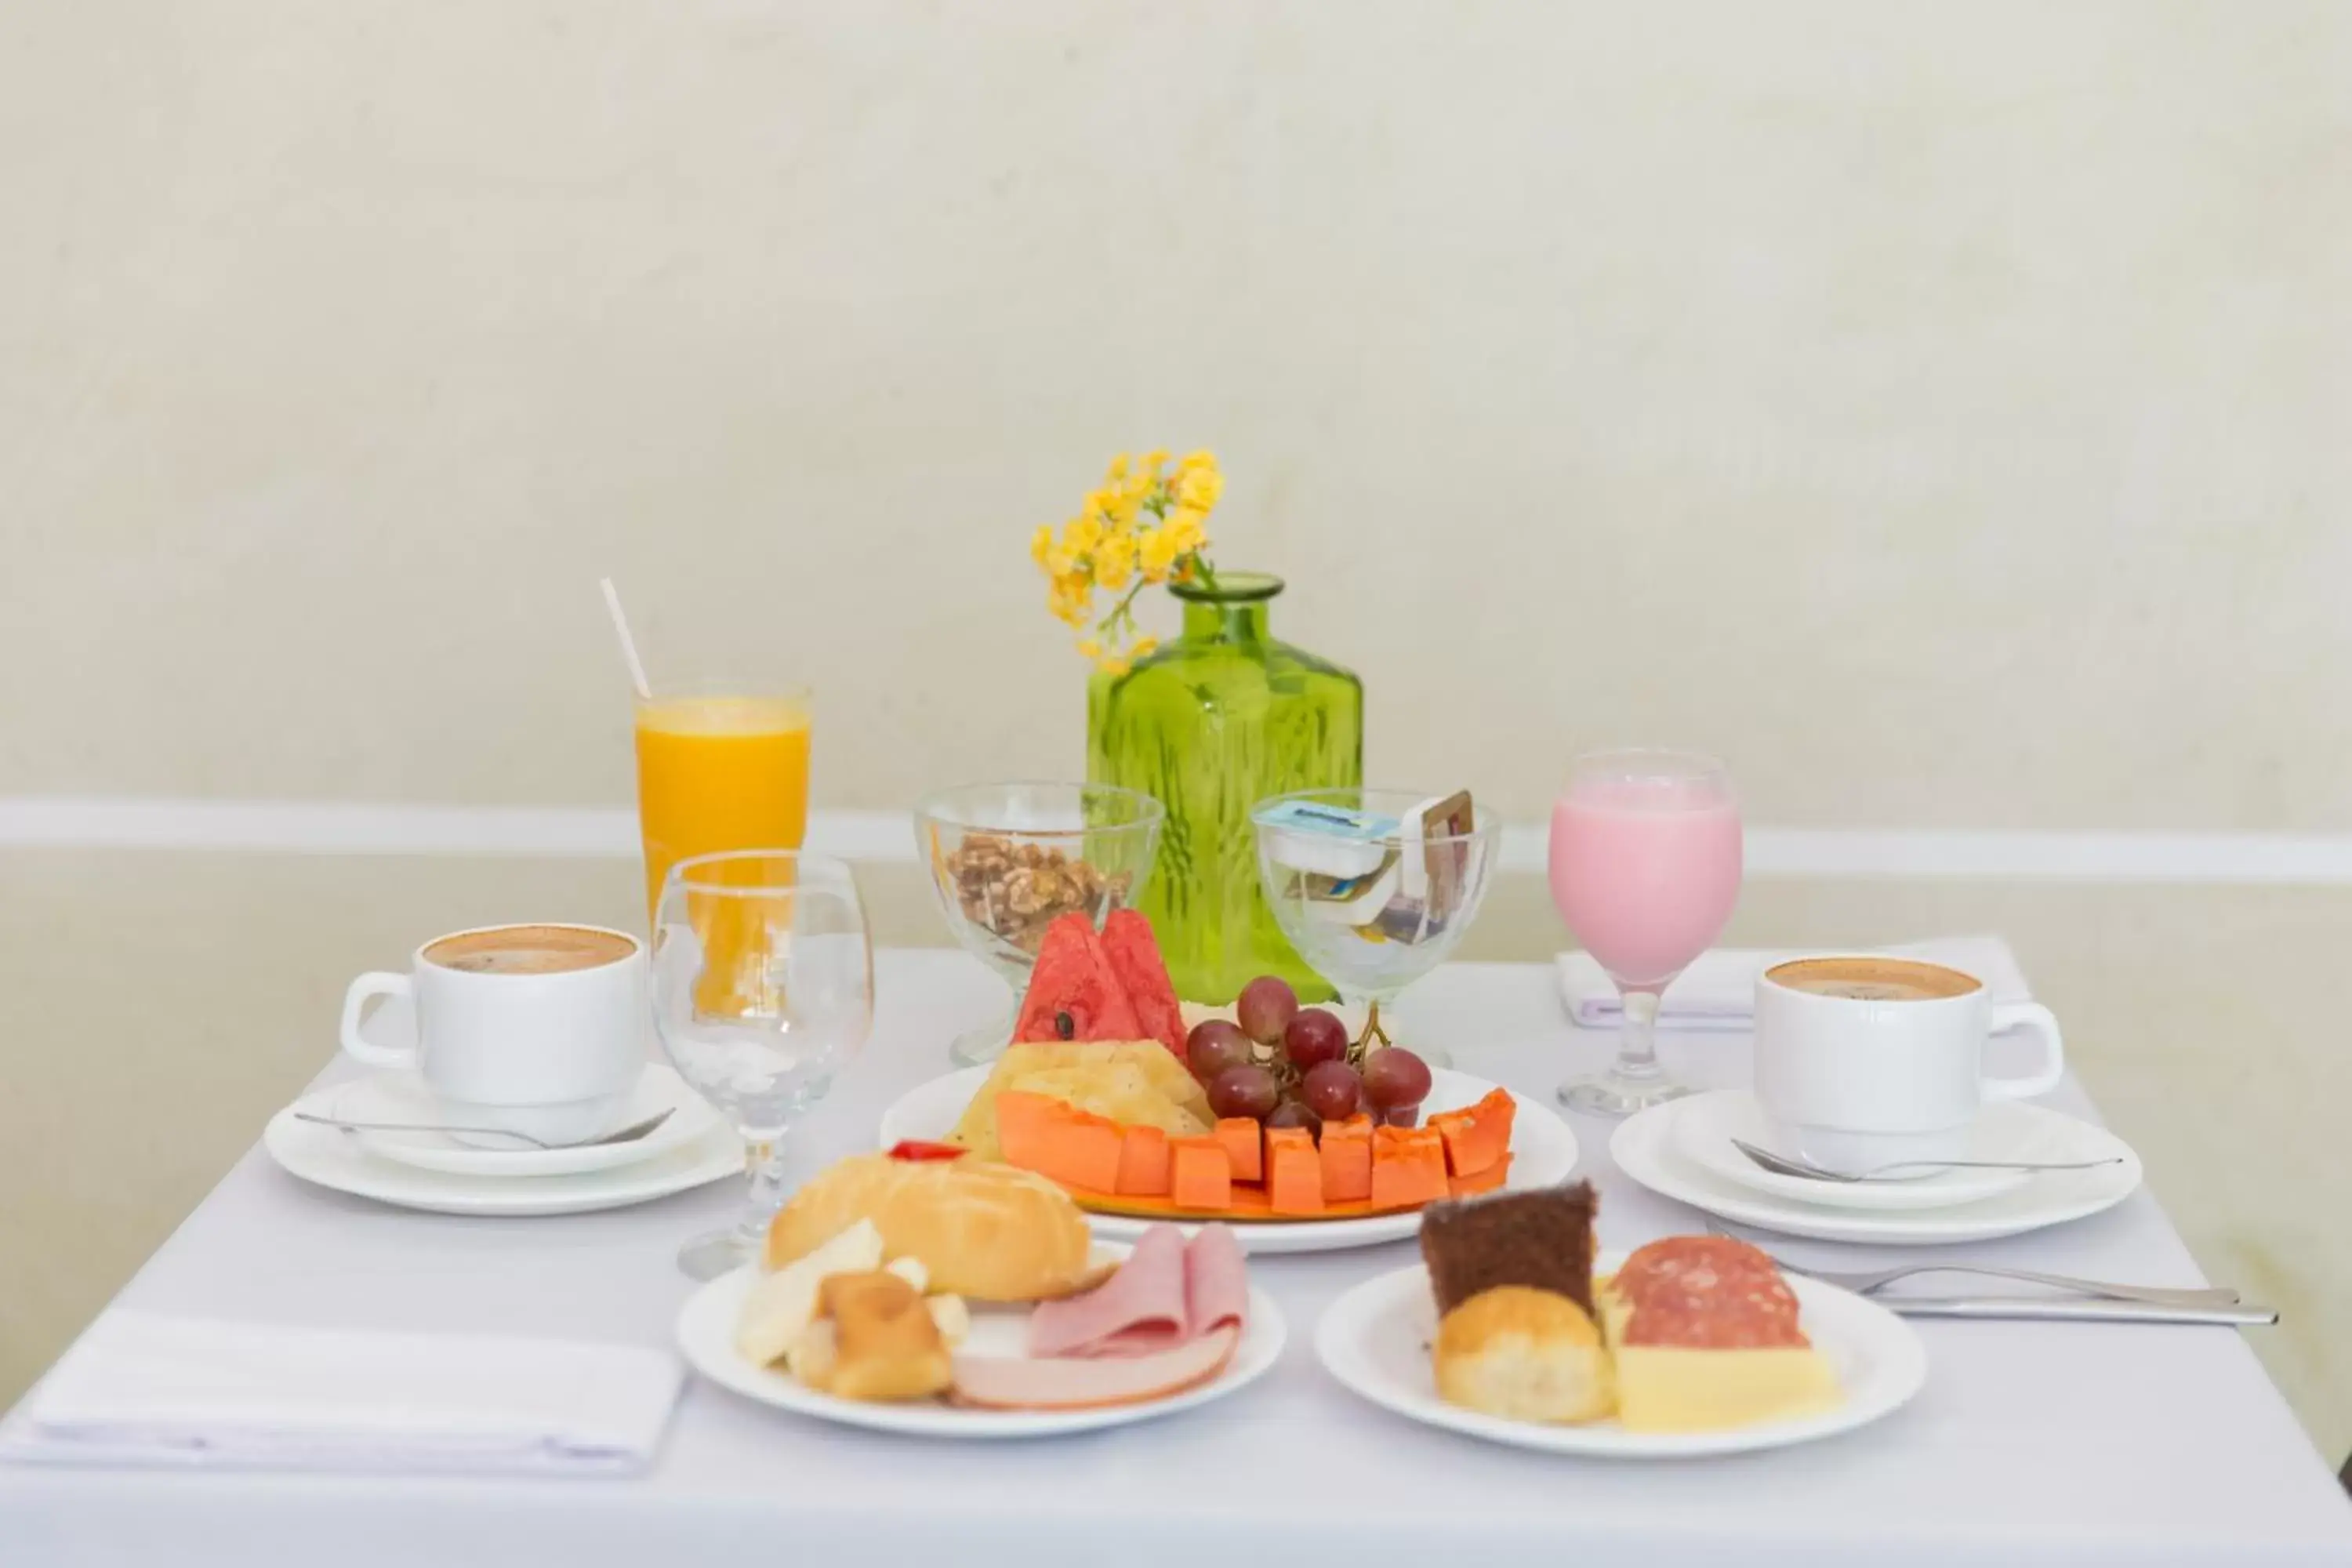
[1098,909,1186,1059]
[1013,913,1145,1044]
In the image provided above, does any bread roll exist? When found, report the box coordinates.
[818,1272,951,1403]
[768,1154,1095,1302]
[1434,1286,1615,1424]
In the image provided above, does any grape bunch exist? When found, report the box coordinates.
[1185,975,1433,1135]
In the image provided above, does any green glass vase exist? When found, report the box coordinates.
[1086,572,1363,1004]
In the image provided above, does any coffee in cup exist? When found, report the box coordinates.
[339,923,648,1146]
[1751,955,2063,1174]
[421,924,640,977]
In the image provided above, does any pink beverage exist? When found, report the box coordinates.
[1549,775,1743,987]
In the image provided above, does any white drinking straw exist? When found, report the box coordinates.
[599,577,653,700]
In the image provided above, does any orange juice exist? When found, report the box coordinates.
[633,693,812,927]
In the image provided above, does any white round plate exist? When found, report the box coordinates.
[1316,1253,1927,1459]
[324,1065,722,1178]
[1613,1094,2141,1245]
[677,1243,1286,1438]
[263,1083,742,1217]
[876,1066,1578,1254]
[1674,1091,2034,1211]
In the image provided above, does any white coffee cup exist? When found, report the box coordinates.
[1752,954,2063,1174]
[339,923,648,1147]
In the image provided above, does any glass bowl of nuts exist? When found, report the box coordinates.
[913,781,1166,1065]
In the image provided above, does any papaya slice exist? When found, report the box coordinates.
[1430,1087,1515,1178]
[995,1090,1121,1193]
[1370,1125,1449,1210]
[1115,1124,1172,1197]
[1212,1118,1263,1183]
[1264,1127,1323,1215]
[1318,1114,1374,1203]
[1169,1137,1232,1210]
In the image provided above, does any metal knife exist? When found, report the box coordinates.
[1881,1296,2278,1326]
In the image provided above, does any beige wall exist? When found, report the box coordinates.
[3,2,2347,1461]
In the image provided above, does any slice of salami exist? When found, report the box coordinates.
[1612,1236,1809,1349]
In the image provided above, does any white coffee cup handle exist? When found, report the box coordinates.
[340,972,417,1069]
[1982,1002,2064,1101]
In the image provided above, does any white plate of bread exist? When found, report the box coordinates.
[1315,1185,1926,1458]
[677,1150,1286,1437]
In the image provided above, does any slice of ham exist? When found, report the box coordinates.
[1184,1225,1248,1339]
[951,1327,1238,1412]
[1025,1224,1250,1359]
[1026,1225,1189,1358]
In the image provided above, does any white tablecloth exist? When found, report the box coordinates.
[5,953,2348,1567]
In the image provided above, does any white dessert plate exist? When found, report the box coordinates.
[322,1065,721,1178]
[876,1066,1577,1254]
[677,1242,1286,1439]
[264,1082,742,1217]
[1315,1252,1927,1459]
[1674,1090,2038,1211]
[1613,1094,2142,1245]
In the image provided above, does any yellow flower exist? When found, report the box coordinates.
[1130,635,1159,660]
[1105,452,1131,481]
[1139,448,1170,476]
[1048,569,1092,627]
[1099,655,1131,678]
[1175,466,1221,511]
[1163,506,1209,555]
[1094,532,1137,590]
[1076,637,1102,659]
[1029,523,1054,568]
[1066,513,1104,554]
[1178,449,1216,474]
[1138,525,1181,582]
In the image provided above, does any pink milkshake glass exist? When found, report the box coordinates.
[1549,750,1743,1116]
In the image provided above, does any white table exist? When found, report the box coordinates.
[7,953,2350,1567]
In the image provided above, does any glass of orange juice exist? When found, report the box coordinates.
[633,685,814,931]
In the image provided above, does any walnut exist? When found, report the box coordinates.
[939,833,1131,953]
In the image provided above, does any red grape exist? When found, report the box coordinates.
[1235,976,1299,1046]
[1207,1063,1280,1121]
[1282,1007,1349,1070]
[1381,1103,1422,1128]
[1265,1098,1323,1136]
[1361,1047,1433,1109]
[1301,1060,1364,1122]
[1185,1019,1252,1084]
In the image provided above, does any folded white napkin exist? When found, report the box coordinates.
[0,1310,681,1475]
[1557,935,2033,1032]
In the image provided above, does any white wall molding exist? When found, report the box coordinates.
[8,797,2352,886]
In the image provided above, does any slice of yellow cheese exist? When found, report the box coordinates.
[1596,1279,1842,1434]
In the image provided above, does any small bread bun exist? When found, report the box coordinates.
[1434,1286,1615,1424]
[768,1154,1094,1302]
[818,1272,951,1403]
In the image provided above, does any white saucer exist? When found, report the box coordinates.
[1315,1252,1927,1459]
[677,1243,1285,1439]
[323,1066,721,1178]
[1674,1091,2036,1211]
[265,1082,742,1217]
[1613,1094,2142,1246]
[876,1065,1578,1255]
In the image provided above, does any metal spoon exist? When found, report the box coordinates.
[294,1107,675,1151]
[1732,1137,2125,1184]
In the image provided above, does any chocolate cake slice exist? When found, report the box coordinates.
[1418,1181,1598,1316]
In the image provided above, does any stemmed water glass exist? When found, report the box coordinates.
[652,849,873,1280]
[1549,750,1743,1116]
[1252,788,1498,1067]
